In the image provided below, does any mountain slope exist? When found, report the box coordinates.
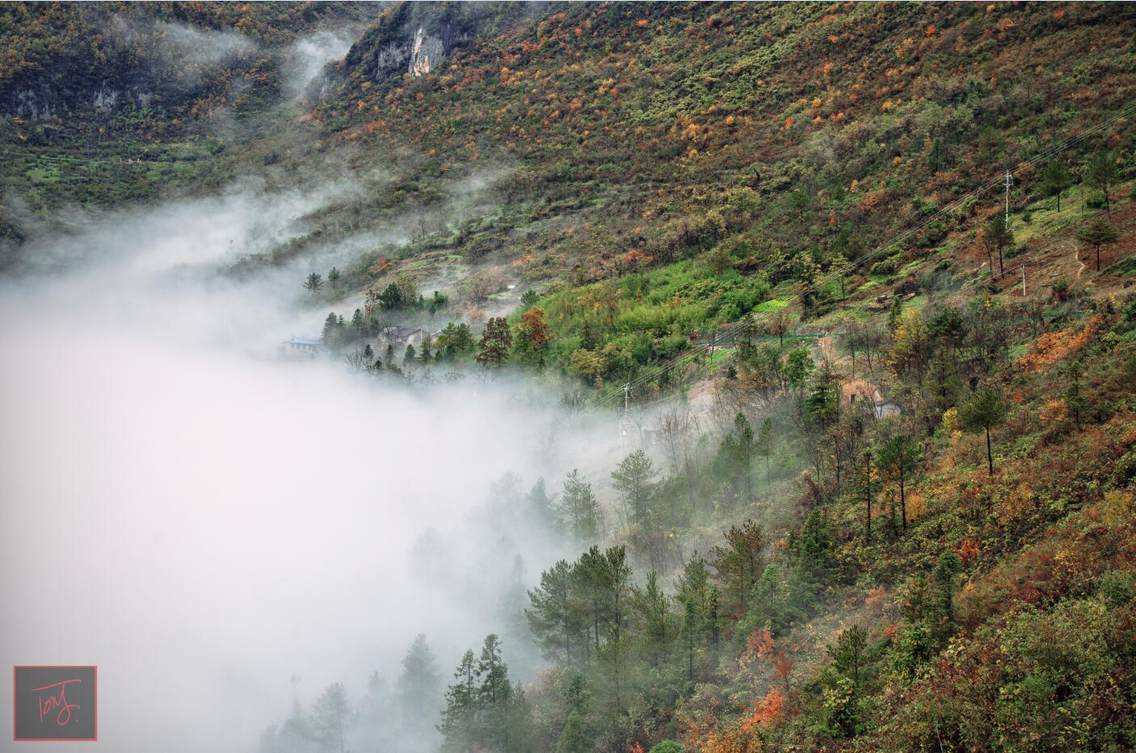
[3,5,1136,753]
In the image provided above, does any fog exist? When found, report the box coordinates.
[107,16,258,87]
[154,19,258,64]
[284,30,356,102]
[0,182,621,752]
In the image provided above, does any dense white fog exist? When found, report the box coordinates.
[284,30,356,101]
[107,16,258,87]
[0,183,620,752]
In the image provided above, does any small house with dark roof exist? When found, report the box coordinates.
[283,336,325,357]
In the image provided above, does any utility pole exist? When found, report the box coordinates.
[620,382,631,443]
[1004,169,1013,225]
[1020,264,1026,297]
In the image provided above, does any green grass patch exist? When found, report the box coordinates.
[26,164,61,184]
[753,297,792,314]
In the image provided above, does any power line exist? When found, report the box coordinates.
[821,100,1136,284]
[594,101,1135,410]
[549,105,1136,494]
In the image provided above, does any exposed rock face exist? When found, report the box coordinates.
[409,27,445,77]
[341,2,527,86]
[1,30,222,120]
[9,84,153,120]
[0,4,379,120]
[13,90,57,120]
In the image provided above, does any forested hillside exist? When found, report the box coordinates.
[3,3,1136,753]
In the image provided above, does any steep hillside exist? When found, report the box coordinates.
[303,4,1136,753]
[3,5,1136,753]
[0,2,379,213]
[305,3,1135,396]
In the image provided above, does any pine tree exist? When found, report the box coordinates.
[719,413,756,502]
[475,635,513,747]
[428,290,447,316]
[1040,159,1072,211]
[611,450,655,529]
[574,547,609,658]
[1085,151,1118,215]
[676,554,716,683]
[477,634,511,704]
[304,272,325,294]
[439,650,477,752]
[792,509,834,582]
[830,625,867,689]
[559,469,601,541]
[596,546,632,712]
[503,684,535,753]
[823,625,870,737]
[476,317,513,368]
[397,634,441,733]
[784,347,815,389]
[631,571,673,667]
[526,478,558,530]
[612,450,663,568]
[357,671,394,734]
[555,675,591,753]
[1077,215,1119,272]
[756,417,774,486]
[855,449,876,543]
[527,560,583,664]
[436,322,475,358]
[877,432,920,530]
[321,312,342,348]
[980,214,1012,276]
[959,384,1006,476]
[378,282,404,310]
[311,683,350,753]
[711,520,765,617]
[931,551,963,642]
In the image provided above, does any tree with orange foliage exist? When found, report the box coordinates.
[772,651,794,695]
[740,687,786,732]
[742,625,774,662]
[956,538,980,564]
[741,625,793,694]
[514,307,552,367]
[616,249,651,275]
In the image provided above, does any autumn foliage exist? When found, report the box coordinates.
[1016,316,1101,371]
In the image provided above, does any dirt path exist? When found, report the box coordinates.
[1070,239,1086,279]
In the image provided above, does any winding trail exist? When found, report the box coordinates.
[1070,239,1086,279]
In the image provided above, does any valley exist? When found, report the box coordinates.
[1,3,1135,753]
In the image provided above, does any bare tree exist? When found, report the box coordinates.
[659,404,701,512]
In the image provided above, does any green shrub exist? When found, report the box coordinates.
[870,257,898,276]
